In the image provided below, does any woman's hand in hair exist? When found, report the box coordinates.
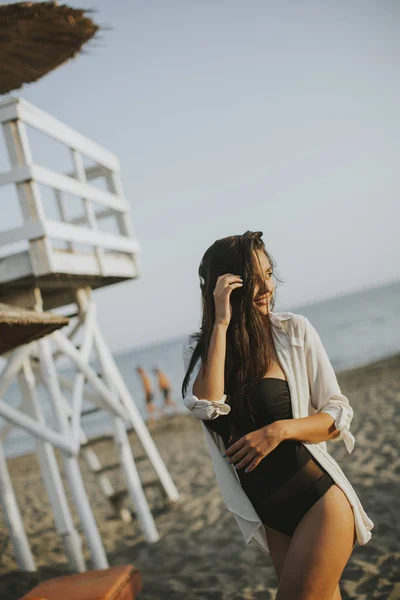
[222,421,287,473]
[213,273,243,327]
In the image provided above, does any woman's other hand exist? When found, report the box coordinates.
[223,421,287,472]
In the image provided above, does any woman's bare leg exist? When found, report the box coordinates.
[264,524,292,583]
[275,485,356,600]
[331,583,342,599]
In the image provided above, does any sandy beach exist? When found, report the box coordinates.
[0,352,399,600]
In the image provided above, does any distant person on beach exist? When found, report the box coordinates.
[152,367,178,415]
[136,366,158,425]
[182,230,374,599]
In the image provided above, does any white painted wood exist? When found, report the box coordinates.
[43,220,138,253]
[35,361,129,521]
[105,171,133,235]
[2,120,53,276]
[0,395,76,453]
[71,149,104,274]
[56,373,101,405]
[0,283,179,560]
[0,250,32,284]
[68,207,118,227]
[51,331,127,420]
[0,97,138,288]
[0,97,120,172]
[51,250,138,278]
[0,239,28,257]
[0,164,31,186]
[37,336,109,569]
[19,359,86,572]
[0,439,36,571]
[41,305,137,525]
[52,251,103,277]
[2,120,38,211]
[0,96,174,564]
[92,324,180,502]
[76,287,159,540]
[34,352,113,427]
[54,189,74,252]
[105,170,143,279]
[2,116,33,166]
[0,409,23,441]
[48,309,83,364]
[71,295,96,444]
[0,345,32,396]
[82,448,112,495]
[31,362,126,518]
[31,165,128,212]
[66,164,109,181]
[113,416,160,542]
[0,100,19,124]
[0,220,45,247]
[94,331,160,541]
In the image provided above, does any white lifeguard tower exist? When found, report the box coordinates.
[0,96,179,572]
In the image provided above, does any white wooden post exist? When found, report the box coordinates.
[105,171,135,238]
[2,119,53,275]
[50,331,127,419]
[0,396,76,453]
[54,188,73,252]
[0,344,75,455]
[32,362,131,522]
[105,170,143,276]
[18,360,86,572]
[70,292,96,445]
[113,417,160,542]
[92,320,179,502]
[36,336,109,569]
[75,288,178,502]
[0,439,36,571]
[0,344,33,396]
[71,149,104,274]
[87,308,159,542]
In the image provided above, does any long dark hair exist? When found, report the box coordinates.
[181,230,284,442]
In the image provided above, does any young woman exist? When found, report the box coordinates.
[182,231,374,600]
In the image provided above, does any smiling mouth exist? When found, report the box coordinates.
[254,295,270,305]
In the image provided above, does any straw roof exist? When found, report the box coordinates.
[0,1,100,94]
[0,302,69,355]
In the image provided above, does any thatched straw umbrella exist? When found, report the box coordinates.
[0,1,101,94]
[0,302,69,354]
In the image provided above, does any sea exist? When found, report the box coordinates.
[2,279,400,458]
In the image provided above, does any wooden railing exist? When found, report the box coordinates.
[0,97,139,279]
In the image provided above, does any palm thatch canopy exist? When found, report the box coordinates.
[0,1,100,94]
[0,302,69,355]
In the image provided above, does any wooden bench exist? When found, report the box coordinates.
[19,565,142,600]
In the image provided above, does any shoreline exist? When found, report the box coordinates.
[0,351,399,599]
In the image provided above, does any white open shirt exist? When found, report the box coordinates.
[182,311,374,556]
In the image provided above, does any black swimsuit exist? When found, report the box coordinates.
[204,377,335,537]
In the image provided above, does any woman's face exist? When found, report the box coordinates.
[252,249,275,315]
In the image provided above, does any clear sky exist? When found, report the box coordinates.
[1,1,399,353]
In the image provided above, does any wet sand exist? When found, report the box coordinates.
[0,353,399,599]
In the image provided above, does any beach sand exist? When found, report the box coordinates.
[0,353,399,599]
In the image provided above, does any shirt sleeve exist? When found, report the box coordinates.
[303,317,355,454]
[182,335,231,421]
